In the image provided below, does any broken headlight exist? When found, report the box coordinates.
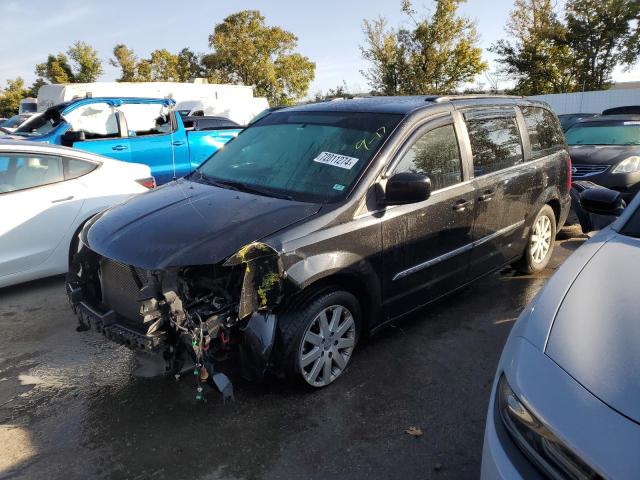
[497,374,602,480]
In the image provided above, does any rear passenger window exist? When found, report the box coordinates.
[0,153,64,193]
[65,158,97,180]
[394,124,462,191]
[465,114,523,176]
[521,106,565,158]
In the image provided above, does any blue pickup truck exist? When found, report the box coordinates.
[7,97,241,184]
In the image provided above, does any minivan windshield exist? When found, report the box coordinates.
[196,110,403,203]
[565,121,640,145]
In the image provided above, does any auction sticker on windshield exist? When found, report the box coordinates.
[313,152,359,170]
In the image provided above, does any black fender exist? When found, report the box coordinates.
[281,251,383,331]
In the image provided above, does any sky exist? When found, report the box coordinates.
[1,0,638,94]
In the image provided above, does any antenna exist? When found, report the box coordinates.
[168,101,177,181]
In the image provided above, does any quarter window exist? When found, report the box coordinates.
[521,106,565,157]
[65,158,97,180]
[394,124,463,191]
[465,114,523,176]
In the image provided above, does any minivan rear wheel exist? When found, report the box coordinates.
[276,289,361,388]
[516,204,556,274]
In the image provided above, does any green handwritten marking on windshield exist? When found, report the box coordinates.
[356,126,387,151]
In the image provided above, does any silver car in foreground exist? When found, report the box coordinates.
[481,188,640,479]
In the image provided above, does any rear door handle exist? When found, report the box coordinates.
[112,145,128,151]
[478,190,495,202]
[452,199,472,211]
[51,195,74,203]
[172,140,185,146]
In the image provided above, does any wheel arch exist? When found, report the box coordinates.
[281,253,383,335]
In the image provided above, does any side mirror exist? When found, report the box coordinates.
[384,172,431,205]
[580,187,625,216]
[61,130,86,147]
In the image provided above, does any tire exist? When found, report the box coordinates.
[516,204,556,274]
[275,289,361,388]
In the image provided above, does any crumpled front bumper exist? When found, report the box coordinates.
[67,282,166,351]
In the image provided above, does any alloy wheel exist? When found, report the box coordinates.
[530,214,552,264]
[299,304,356,387]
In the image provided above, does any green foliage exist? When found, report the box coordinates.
[35,53,74,84]
[148,49,180,81]
[67,41,103,83]
[204,10,315,105]
[176,48,203,82]
[360,17,412,95]
[565,0,637,91]
[492,0,640,95]
[110,45,202,82]
[27,78,47,98]
[35,42,102,84]
[360,0,487,95]
[403,0,488,93]
[0,78,28,117]
[110,44,138,82]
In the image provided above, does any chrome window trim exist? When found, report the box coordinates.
[392,219,525,281]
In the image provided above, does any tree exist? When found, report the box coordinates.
[148,49,180,81]
[491,0,576,95]
[565,0,637,91]
[203,10,315,105]
[35,54,74,84]
[176,48,203,82]
[136,59,152,82]
[35,42,103,83]
[67,41,103,83]
[27,78,47,98]
[0,78,28,117]
[110,44,138,82]
[622,5,640,65]
[360,1,487,95]
[360,17,412,95]
[402,0,488,93]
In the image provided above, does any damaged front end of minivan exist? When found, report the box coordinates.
[66,241,287,401]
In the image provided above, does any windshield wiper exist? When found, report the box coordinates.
[195,173,293,200]
[221,180,294,200]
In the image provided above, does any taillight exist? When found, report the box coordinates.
[136,177,156,189]
[567,154,572,189]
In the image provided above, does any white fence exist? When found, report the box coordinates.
[529,88,640,115]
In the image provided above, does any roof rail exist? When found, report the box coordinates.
[433,94,523,103]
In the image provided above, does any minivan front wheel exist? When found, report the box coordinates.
[277,289,360,388]
[517,205,556,274]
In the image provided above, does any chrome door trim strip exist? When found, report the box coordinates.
[392,242,473,281]
[392,219,526,281]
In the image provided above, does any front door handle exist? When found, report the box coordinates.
[51,195,74,203]
[452,199,472,211]
[478,190,495,202]
[112,145,128,151]
[172,140,185,146]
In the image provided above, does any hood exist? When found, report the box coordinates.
[545,233,640,423]
[568,145,640,165]
[84,178,321,269]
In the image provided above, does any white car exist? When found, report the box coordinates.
[0,141,155,288]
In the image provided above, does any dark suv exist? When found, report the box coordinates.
[67,95,571,393]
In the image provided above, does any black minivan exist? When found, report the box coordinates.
[67,95,571,392]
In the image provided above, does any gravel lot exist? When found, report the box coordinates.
[0,227,585,480]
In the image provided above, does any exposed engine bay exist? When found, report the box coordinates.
[67,241,285,402]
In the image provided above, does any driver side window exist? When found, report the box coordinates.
[394,123,463,191]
